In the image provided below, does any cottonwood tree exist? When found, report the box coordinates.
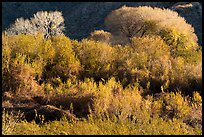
[5,11,65,39]
[105,6,158,39]
[105,6,198,49]
[5,18,35,35]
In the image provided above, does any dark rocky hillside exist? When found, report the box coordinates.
[2,2,202,45]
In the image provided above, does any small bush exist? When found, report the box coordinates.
[2,109,24,135]
[169,57,202,94]
[73,39,116,81]
[162,92,192,120]
[114,36,171,90]
[43,35,81,82]
[88,30,112,44]
[2,53,42,97]
[192,92,202,106]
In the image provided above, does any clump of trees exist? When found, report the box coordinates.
[5,11,65,39]
[105,6,198,49]
[2,7,202,134]
[3,6,202,95]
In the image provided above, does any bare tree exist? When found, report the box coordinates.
[31,11,65,39]
[5,18,35,35]
[5,11,65,39]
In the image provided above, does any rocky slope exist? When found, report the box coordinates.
[2,2,202,45]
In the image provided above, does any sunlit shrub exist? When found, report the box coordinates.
[160,28,201,65]
[88,30,112,44]
[151,99,163,117]
[43,35,81,82]
[2,53,43,97]
[2,109,24,135]
[9,114,200,135]
[37,37,55,64]
[114,36,171,90]
[192,92,202,106]
[89,78,143,122]
[169,57,202,94]
[162,92,192,120]
[2,14,202,135]
[105,6,198,48]
[72,39,116,81]
[2,33,46,81]
[7,34,39,58]
[2,35,11,74]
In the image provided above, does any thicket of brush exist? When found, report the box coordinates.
[2,6,202,135]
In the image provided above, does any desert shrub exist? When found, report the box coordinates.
[10,114,200,135]
[2,33,47,81]
[192,92,202,106]
[88,30,112,44]
[2,33,45,93]
[2,11,202,134]
[88,77,144,122]
[159,28,201,64]
[131,36,171,75]
[2,35,11,74]
[105,6,198,49]
[159,28,197,51]
[111,35,201,93]
[161,92,192,120]
[3,82,201,135]
[6,34,39,58]
[41,77,143,121]
[171,44,202,65]
[72,39,116,81]
[37,39,56,64]
[150,98,163,117]
[169,57,202,94]
[5,11,65,39]
[114,36,171,91]
[104,6,202,93]
[11,121,43,135]
[40,78,97,118]
[90,78,120,116]
[2,109,24,135]
[2,52,43,98]
[42,35,81,82]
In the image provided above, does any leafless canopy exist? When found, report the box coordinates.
[5,11,65,39]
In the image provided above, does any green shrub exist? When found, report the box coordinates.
[43,35,81,82]
[162,92,192,120]
[2,34,11,73]
[192,92,202,105]
[2,33,46,81]
[2,53,43,98]
[2,109,24,135]
[72,39,116,81]
[114,36,171,90]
